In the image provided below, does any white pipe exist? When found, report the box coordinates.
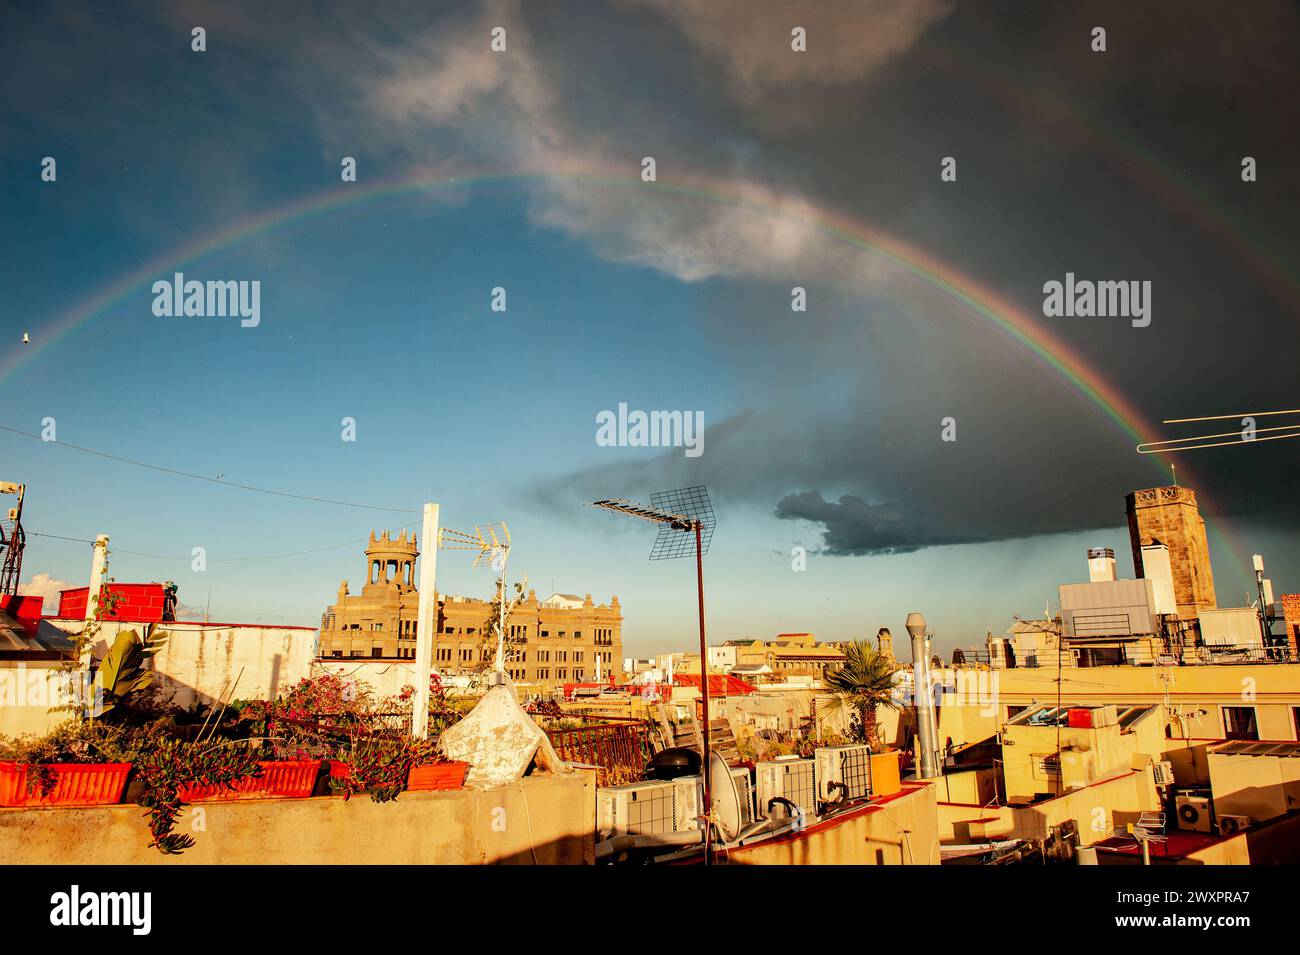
[85,535,109,626]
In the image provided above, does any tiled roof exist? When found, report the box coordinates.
[670,674,757,695]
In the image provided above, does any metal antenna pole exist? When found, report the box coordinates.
[695,520,713,866]
[494,546,509,673]
[589,486,717,863]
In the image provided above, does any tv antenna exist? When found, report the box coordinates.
[0,481,26,597]
[1137,407,1300,455]
[439,523,515,677]
[590,485,717,862]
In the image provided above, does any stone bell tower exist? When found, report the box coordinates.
[362,529,420,593]
[1125,485,1216,620]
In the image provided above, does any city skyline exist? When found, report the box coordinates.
[3,0,1297,658]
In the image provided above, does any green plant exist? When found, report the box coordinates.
[135,738,263,854]
[51,578,125,721]
[1,720,167,796]
[822,641,901,752]
[330,737,441,803]
[94,625,168,720]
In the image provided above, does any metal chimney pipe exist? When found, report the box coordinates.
[906,612,941,779]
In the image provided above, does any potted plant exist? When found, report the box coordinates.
[329,736,467,800]
[822,640,902,753]
[0,721,137,808]
[135,738,265,853]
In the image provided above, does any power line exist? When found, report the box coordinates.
[0,423,419,514]
[28,519,420,563]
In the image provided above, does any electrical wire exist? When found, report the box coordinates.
[28,518,420,563]
[0,423,419,513]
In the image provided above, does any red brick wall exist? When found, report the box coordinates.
[1282,594,1300,657]
[56,584,166,623]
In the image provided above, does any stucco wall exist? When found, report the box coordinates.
[938,769,1159,847]
[0,773,594,865]
[723,783,940,865]
[1,620,318,738]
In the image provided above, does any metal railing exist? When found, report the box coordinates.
[544,717,654,786]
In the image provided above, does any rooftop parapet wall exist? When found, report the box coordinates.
[0,774,594,865]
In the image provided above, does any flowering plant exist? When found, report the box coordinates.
[135,738,263,854]
[329,737,443,803]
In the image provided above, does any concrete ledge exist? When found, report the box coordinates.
[0,773,594,865]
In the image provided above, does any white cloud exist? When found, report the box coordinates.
[18,572,76,606]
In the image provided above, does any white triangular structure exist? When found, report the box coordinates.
[440,679,571,787]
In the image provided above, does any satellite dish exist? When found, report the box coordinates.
[708,751,742,842]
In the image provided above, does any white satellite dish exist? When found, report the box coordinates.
[708,751,742,843]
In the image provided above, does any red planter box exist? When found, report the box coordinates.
[407,761,469,791]
[328,760,468,792]
[0,762,131,807]
[178,760,321,802]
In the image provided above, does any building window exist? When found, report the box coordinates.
[372,647,383,658]
[538,669,549,680]
[574,631,581,638]
[1294,707,1300,741]
[1223,706,1259,741]
[332,650,343,658]
[541,631,549,638]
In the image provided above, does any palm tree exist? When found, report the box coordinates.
[823,641,901,751]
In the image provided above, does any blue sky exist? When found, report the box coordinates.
[2,1,1296,657]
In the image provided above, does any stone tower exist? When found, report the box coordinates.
[1125,485,1216,619]
[362,529,419,593]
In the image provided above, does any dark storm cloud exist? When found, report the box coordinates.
[774,491,973,555]
[516,0,1299,555]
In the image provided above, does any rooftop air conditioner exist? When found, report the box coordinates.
[731,767,755,828]
[1152,761,1176,787]
[596,780,678,840]
[814,744,873,806]
[671,776,702,832]
[1217,813,1251,835]
[754,757,816,821]
[1175,794,1213,833]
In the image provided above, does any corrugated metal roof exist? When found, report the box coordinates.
[1210,741,1300,758]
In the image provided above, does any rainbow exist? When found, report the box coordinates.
[0,166,1253,575]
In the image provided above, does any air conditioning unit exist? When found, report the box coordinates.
[1218,813,1251,835]
[754,757,816,820]
[671,776,702,832]
[596,780,678,840]
[1152,761,1176,787]
[1175,794,1213,833]
[814,744,873,805]
[731,767,755,828]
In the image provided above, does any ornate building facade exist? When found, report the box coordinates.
[317,531,623,688]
